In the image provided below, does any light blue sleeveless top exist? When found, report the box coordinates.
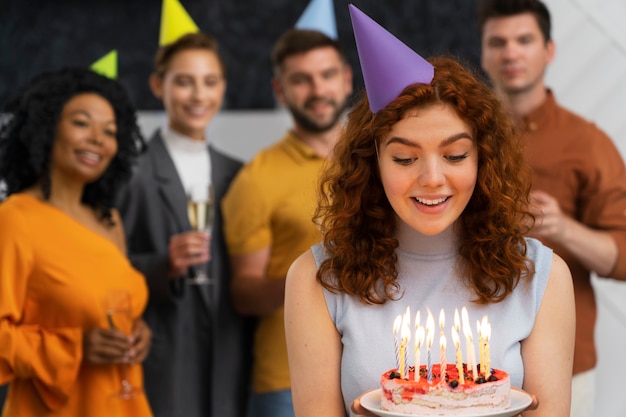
[314,221,553,416]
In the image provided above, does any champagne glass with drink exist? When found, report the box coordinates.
[186,183,214,285]
[105,289,142,399]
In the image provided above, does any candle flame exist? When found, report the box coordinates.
[451,326,460,347]
[481,316,489,335]
[401,317,411,342]
[415,310,421,329]
[439,309,445,331]
[393,315,402,334]
[426,309,435,348]
[461,307,473,340]
[440,334,447,349]
[454,308,461,332]
[402,307,411,342]
[484,322,491,341]
[476,320,482,338]
[416,326,425,347]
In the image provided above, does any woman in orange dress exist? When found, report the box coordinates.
[0,68,153,416]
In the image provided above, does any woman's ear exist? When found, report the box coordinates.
[148,73,163,99]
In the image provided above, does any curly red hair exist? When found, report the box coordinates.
[315,56,534,305]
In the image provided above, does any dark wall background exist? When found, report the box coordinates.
[1,0,481,111]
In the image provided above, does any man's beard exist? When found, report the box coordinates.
[288,96,348,134]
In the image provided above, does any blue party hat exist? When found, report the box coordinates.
[349,4,434,113]
[296,0,338,39]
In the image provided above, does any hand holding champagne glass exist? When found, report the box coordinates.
[105,290,143,399]
[186,183,214,285]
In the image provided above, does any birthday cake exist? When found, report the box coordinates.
[380,364,510,415]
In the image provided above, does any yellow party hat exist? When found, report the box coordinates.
[90,49,118,80]
[159,0,199,46]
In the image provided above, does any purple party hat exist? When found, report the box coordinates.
[348,4,434,113]
[296,0,338,39]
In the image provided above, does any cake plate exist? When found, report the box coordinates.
[360,387,533,417]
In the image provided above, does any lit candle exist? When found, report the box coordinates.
[438,309,446,383]
[461,307,478,379]
[481,316,489,376]
[393,315,402,372]
[400,307,411,379]
[426,309,435,383]
[453,309,464,384]
[414,325,425,381]
[484,321,491,377]
[414,310,422,381]
[440,334,447,384]
[399,330,407,379]
[477,319,484,375]
[451,326,464,384]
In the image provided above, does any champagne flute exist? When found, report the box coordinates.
[186,183,214,285]
[105,290,142,399]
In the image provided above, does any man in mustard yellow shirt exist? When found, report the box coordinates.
[221,29,352,417]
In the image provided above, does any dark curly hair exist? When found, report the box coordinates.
[315,56,535,305]
[0,67,145,225]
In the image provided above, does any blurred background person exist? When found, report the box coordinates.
[116,32,252,417]
[0,67,152,416]
[478,1,626,415]
[221,28,353,417]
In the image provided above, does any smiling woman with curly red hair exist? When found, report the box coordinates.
[316,56,534,306]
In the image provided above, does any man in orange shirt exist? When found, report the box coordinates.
[478,1,626,415]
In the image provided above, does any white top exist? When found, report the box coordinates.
[161,126,211,198]
[315,220,553,416]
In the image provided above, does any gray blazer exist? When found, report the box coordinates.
[117,131,253,417]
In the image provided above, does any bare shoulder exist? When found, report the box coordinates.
[286,249,320,291]
[549,252,572,285]
[290,248,316,271]
[285,248,332,333]
[542,252,574,313]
